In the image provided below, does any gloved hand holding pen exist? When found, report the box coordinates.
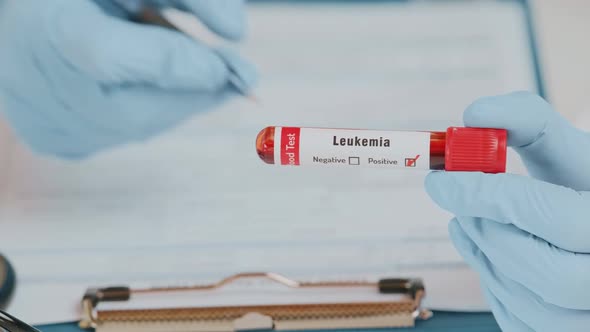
[0,0,256,159]
[425,91,590,331]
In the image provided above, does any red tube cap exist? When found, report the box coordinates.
[445,127,507,173]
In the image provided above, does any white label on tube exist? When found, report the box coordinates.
[274,127,431,169]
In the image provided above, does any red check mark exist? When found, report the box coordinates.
[406,154,420,167]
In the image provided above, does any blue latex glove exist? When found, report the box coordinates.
[0,0,256,158]
[425,91,590,332]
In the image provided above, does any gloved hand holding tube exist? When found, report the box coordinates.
[425,91,590,332]
[0,0,257,159]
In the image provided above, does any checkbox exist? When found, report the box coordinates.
[405,155,420,167]
[349,157,360,165]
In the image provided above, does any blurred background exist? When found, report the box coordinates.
[530,0,590,124]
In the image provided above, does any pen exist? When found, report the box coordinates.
[113,1,258,101]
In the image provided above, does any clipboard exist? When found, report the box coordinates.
[78,272,432,332]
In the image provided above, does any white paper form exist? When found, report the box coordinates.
[0,1,539,325]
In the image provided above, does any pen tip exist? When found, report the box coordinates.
[247,94,261,104]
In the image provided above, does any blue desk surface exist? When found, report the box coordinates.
[36,311,500,331]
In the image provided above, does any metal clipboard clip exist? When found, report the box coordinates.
[79,272,432,332]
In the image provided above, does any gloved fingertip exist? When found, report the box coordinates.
[181,0,247,41]
[215,48,258,91]
[463,97,500,127]
[424,171,446,192]
[164,42,232,91]
[216,17,246,42]
[454,216,489,242]
[449,221,472,254]
[481,287,535,332]
[463,91,552,147]
[449,219,467,246]
[210,6,246,41]
[448,218,461,235]
[448,219,479,263]
[23,136,98,161]
[53,150,93,160]
[463,91,534,127]
[424,171,456,206]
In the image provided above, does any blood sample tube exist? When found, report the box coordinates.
[256,126,507,173]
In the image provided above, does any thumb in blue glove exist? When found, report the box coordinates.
[0,0,257,159]
[425,91,590,332]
